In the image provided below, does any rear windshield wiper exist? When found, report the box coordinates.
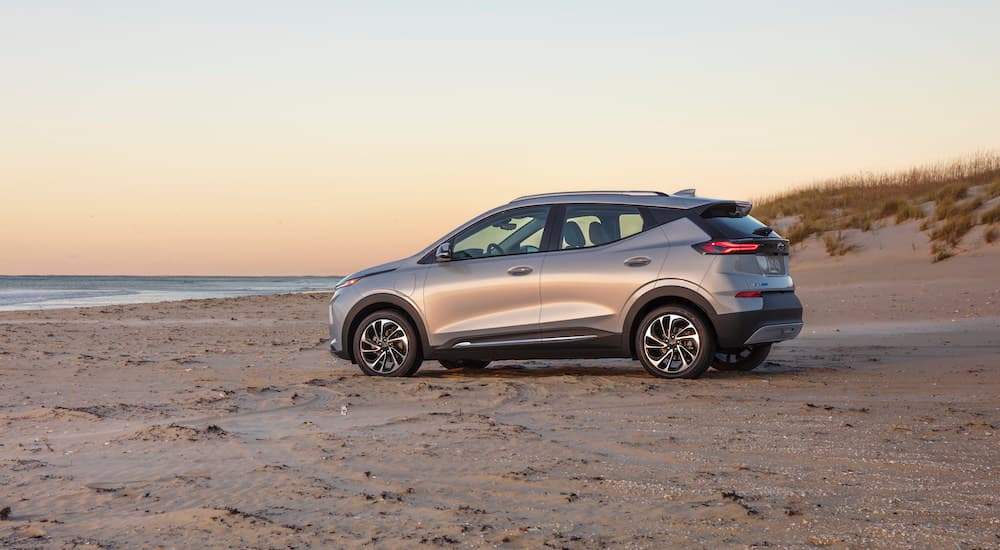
[752,226,773,236]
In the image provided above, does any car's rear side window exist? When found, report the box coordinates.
[619,212,644,239]
[560,204,646,249]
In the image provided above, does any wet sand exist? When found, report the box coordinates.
[1,263,999,547]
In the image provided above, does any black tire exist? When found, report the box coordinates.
[712,344,772,372]
[439,359,491,370]
[352,310,422,377]
[634,305,714,379]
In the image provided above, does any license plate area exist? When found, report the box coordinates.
[758,255,786,275]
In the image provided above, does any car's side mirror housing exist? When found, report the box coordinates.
[435,242,452,262]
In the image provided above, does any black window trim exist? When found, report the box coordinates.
[540,204,565,252]
[644,205,686,227]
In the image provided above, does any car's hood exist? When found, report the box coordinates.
[339,259,403,284]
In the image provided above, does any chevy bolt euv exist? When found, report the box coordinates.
[329,191,803,379]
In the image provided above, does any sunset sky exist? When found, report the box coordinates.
[2,1,998,275]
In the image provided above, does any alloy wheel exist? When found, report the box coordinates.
[642,314,701,373]
[359,318,409,374]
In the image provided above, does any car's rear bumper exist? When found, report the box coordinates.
[744,322,803,344]
[712,291,803,349]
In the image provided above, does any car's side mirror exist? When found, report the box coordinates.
[435,242,452,262]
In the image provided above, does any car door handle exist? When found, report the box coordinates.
[507,265,534,276]
[624,256,652,267]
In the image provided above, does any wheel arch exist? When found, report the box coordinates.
[343,293,429,364]
[623,285,720,359]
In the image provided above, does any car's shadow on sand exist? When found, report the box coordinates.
[415,360,810,380]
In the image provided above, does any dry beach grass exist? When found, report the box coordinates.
[754,153,1000,261]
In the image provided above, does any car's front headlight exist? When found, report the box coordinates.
[332,276,362,300]
[335,277,362,291]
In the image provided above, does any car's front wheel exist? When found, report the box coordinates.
[353,310,422,377]
[439,359,491,370]
[712,344,771,372]
[635,305,714,379]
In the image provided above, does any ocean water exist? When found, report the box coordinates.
[0,276,342,311]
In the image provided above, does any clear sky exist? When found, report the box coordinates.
[2,1,998,275]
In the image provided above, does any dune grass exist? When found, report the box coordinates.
[935,196,983,221]
[880,200,925,224]
[822,231,857,256]
[930,214,976,247]
[931,242,954,263]
[754,153,1000,258]
[982,204,1000,225]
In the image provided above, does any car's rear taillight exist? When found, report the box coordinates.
[694,241,761,255]
[735,291,763,298]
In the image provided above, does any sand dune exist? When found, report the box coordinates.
[792,218,1000,325]
[1,246,998,547]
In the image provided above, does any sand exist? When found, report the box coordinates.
[1,237,999,548]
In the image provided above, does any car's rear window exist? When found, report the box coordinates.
[700,203,773,238]
[702,215,772,238]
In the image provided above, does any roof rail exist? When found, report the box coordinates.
[511,190,668,202]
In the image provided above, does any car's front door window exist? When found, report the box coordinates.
[452,207,549,260]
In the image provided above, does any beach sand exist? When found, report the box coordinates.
[2,237,999,547]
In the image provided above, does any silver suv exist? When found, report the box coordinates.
[329,191,802,379]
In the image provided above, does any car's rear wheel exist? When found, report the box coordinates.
[635,305,714,379]
[438,359,491,370]
[712,344,772,372]
[353,310,422,377]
